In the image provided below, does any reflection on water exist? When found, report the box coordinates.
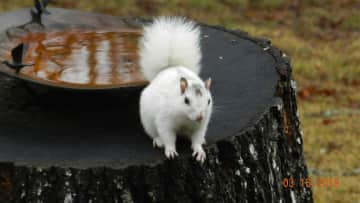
[17,29,146,87]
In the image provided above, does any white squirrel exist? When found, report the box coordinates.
[139,17,213,163]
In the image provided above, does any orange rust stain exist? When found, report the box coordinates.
[0,172,12,196]
[283,108,292,141]
[281,98,294,144]
[10,29,147,87]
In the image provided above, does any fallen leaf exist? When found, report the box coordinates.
[298,85,337,100]
[298,86,316,100]
[322,118,336,125]
[327,142,342,152]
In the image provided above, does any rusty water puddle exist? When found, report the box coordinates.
[6,29,147,87]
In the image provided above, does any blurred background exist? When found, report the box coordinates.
[1,0,359,202]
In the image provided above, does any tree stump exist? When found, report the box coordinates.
[0,8,313,203]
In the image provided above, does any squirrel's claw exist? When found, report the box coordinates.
[165,147,178,159]
[192,151,206,163]
[192,145,206,163]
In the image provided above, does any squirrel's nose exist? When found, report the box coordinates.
[196,114,203,122]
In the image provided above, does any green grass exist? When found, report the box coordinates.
[1,1,359,202]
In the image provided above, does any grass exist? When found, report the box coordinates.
[1,1,359,202]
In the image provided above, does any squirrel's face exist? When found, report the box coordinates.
[179,77,212,122]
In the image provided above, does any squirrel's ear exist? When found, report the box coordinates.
[180,77,188,94]
[205,78,212,90]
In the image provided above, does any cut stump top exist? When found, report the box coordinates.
[0,8,279,168]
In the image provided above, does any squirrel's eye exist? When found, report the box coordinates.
[208,99,211,105]
[184,97,190,105]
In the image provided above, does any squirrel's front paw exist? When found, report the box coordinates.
[192,144,206,163]
[165,147,178,159]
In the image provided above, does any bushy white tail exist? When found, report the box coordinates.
[139,17,202,81]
